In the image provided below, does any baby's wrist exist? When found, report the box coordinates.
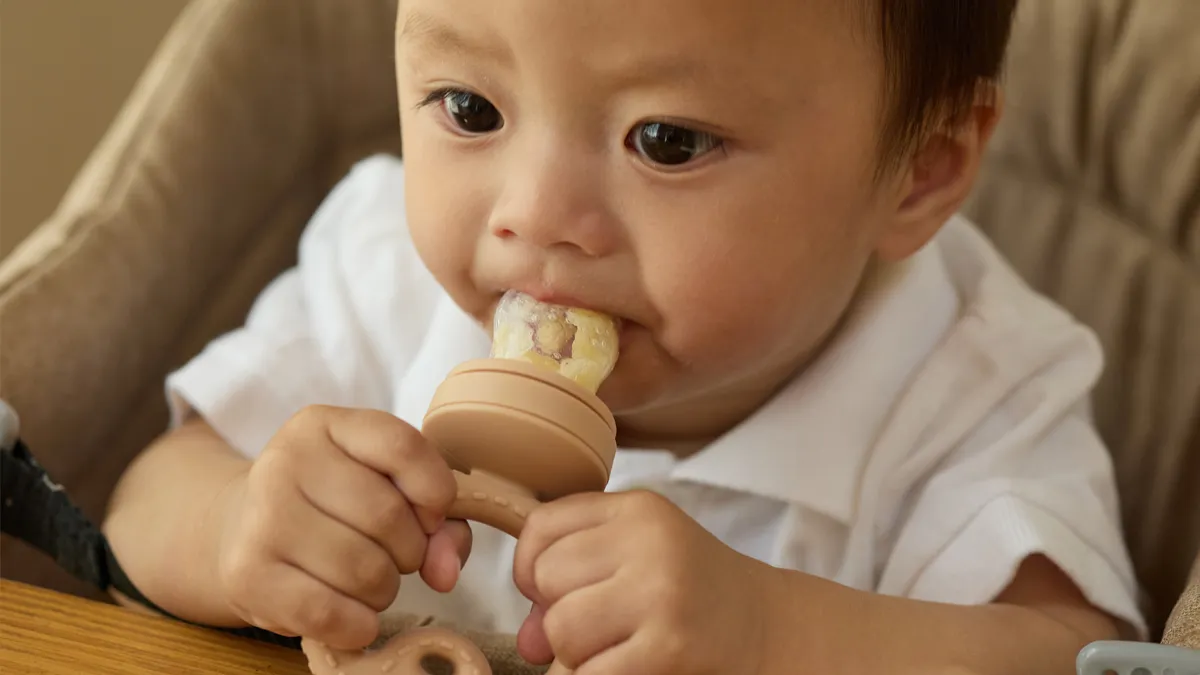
[205,470,250,595]
[746,562,808,675]
[754,565,868,675]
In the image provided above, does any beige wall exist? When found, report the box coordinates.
[0,0,189,259]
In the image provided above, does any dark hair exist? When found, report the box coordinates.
[873,1,1020,172]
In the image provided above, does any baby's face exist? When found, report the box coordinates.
[396,0,920,421]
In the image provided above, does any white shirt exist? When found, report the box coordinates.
[166,154,1147,639]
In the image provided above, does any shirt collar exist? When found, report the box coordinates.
[667,241,961,523]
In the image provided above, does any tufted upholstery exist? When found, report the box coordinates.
[0,0,1196,660]
[0,0,403,603]
[961,0,1200,637]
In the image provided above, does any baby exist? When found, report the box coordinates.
[103,0,1147,672]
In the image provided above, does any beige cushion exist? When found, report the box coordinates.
[1163,555,1200,649]
[962,0,1200,637]
[0,0,401,599]
[1,0,1196,653]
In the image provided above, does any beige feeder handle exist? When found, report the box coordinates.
[445,470,541,539]
[302,471,548,675]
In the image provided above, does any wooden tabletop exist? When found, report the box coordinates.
[0,579,311,674]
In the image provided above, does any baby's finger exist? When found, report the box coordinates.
[530,525,618,605]
[516,603,554,665]
[571,633,660,675]
[239,562,378,650]
[323,408,458,531]
[419,519,473,592]
[513,493,614,603]
[273,496,401,612]
[539,577,633,671]
[296,444,429,574]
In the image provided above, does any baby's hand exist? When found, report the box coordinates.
[512,491,773,674]
[213,406,468,649]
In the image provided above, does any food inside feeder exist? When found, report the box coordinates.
[490,290,619,393]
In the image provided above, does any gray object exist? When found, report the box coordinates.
[1077,640,1200,675]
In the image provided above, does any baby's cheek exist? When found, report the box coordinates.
[407,166,492,307]
[658,281,811,378]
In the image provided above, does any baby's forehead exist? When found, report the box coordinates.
[397,0,881,88]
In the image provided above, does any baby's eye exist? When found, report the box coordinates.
[437,90,503,134]
[626,122,722,167]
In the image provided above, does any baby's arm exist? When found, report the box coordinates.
[750,345,1141,672]
[102,156,443,642]
[760,554,1119,674]
[105,405,465,649]
[103,417,252,625]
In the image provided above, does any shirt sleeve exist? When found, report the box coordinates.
[165,155,408,458]
[875,392,1148,641]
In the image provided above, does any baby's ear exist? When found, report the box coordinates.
[875,84,1003,262]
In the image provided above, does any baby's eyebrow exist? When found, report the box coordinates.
[397,10,512,65]
[604,55,713,92]
[396,10,729,101]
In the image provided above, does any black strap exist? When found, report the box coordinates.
[1,438,301,650]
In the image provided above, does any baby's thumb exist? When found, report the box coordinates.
[517,603,554,665]
[419,519,472,592]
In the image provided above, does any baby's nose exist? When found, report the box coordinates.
[491,211,615,258]
[487,155,619,257]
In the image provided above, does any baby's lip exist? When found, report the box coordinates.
[504,285,621,324]
[511,285,590,310]
[525,285,585,305]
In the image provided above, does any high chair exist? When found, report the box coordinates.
[0,1,1196,672]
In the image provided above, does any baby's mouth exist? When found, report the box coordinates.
[489,289,621,394]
